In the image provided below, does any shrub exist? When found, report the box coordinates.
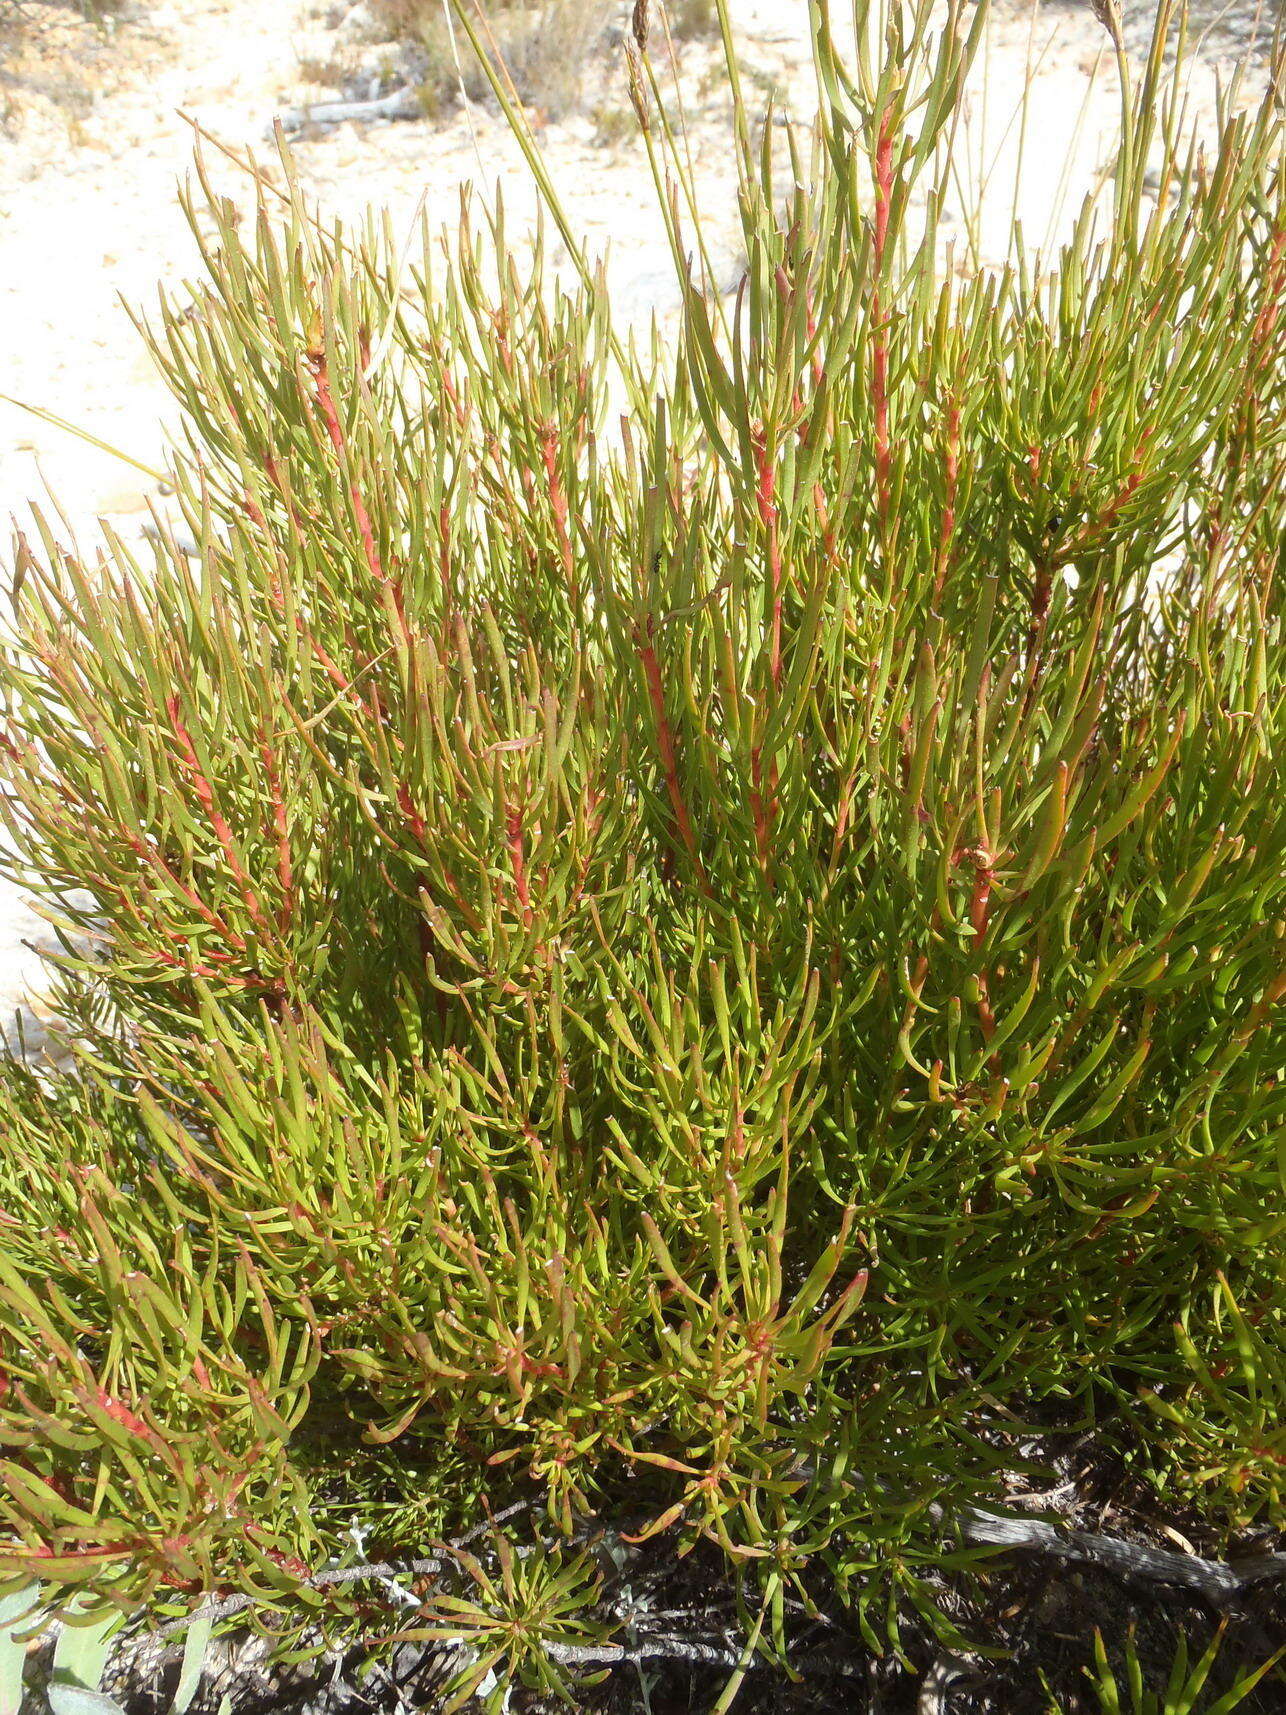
[369,0,615,119]
[1,0,1284,1693]
[669,0,717,41]
[0,0,124,22]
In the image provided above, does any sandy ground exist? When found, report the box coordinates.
[0,0,1276,1062]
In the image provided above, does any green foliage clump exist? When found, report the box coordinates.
[1053,1624,1286,1715]
[0,0,1284,1681]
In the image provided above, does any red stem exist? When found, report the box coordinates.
[752,423,784,694]
[1237,966,1286,1044]
[976,971,997,1046]
[635,618,706,888]
[259,736,295,933]
[308,345,408,639]
[396,784,429,846]
[813,481,838,574]
[506,800,533,926]
[968,847,993,949]
[118,822,248,953]
[1093,427,1153,538]
[749,747,773,881]
[167,695,274,943]
[541,424,579,609]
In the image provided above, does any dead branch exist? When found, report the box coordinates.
[962,1507,1286,1606]
[272,86,423,139]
